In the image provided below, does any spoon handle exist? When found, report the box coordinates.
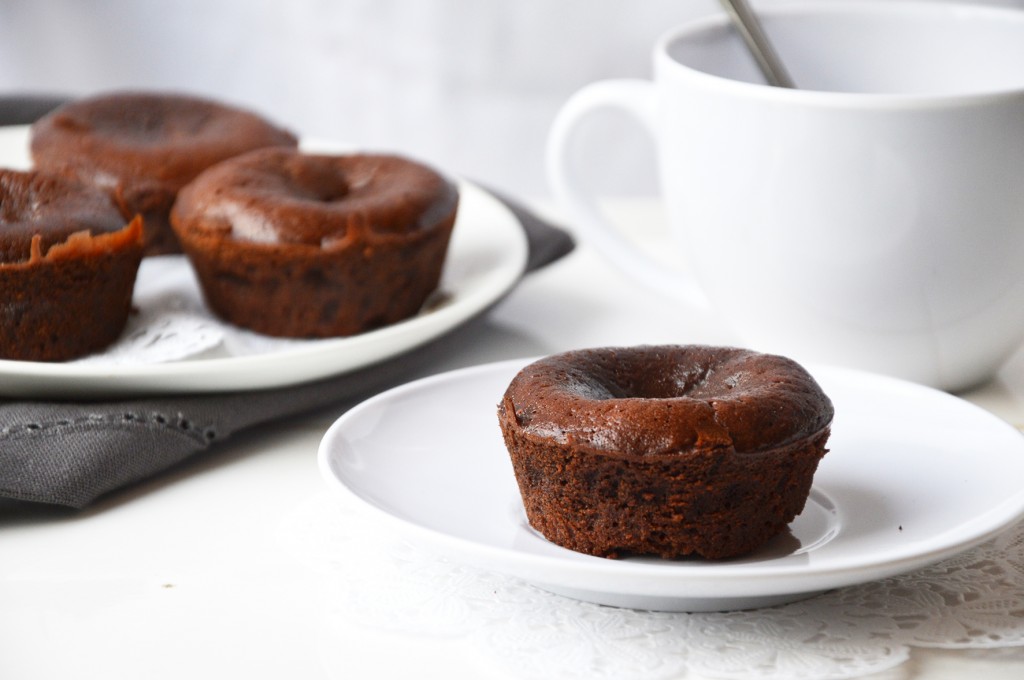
[718,0,795,88]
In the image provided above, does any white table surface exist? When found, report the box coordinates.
[3,200,1024,680]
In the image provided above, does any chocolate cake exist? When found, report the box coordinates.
[497,345,834,560]
[0,169,144,361]
[169,147,459,337]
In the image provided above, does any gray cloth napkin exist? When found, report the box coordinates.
[0,94,68,126]
[0,98,573,508]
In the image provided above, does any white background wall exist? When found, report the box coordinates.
[1,0,1022,198]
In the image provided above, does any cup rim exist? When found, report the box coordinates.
[656,0,1024,108]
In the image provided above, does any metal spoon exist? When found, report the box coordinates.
[718,0,795,88]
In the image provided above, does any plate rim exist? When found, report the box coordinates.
[0,126,529,397]
[318,358,1024,603]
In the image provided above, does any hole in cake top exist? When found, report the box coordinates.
[173,148,458,247]
[553,347,745,401]
[30,92,299,189]
[40,94,287,147]
[503,346,835,456]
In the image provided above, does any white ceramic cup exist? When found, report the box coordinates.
[547,1,1024,391]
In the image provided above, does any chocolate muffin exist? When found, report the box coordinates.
[497,345,834,560]
[170,147,459,338]
[0,169,144,361]
[29,91,297,255]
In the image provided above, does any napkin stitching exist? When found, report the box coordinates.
[1,414,218,507]
[0,411,217,444]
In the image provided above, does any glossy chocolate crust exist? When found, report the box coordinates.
[0,169,144,361]
[29,91,297,255]
[497,345,834,560]
[170,148,459,338]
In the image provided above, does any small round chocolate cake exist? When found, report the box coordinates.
[0,169,144,361]
[497,345,834,560]
[170,147,459,338]
[30,91,298,255]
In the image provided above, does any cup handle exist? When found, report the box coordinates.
[546,79,710,310]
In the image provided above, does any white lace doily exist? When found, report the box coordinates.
[278,494,1024,680]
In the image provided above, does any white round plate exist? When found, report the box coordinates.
[319,358,1024,612]
[0,126,528,398]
